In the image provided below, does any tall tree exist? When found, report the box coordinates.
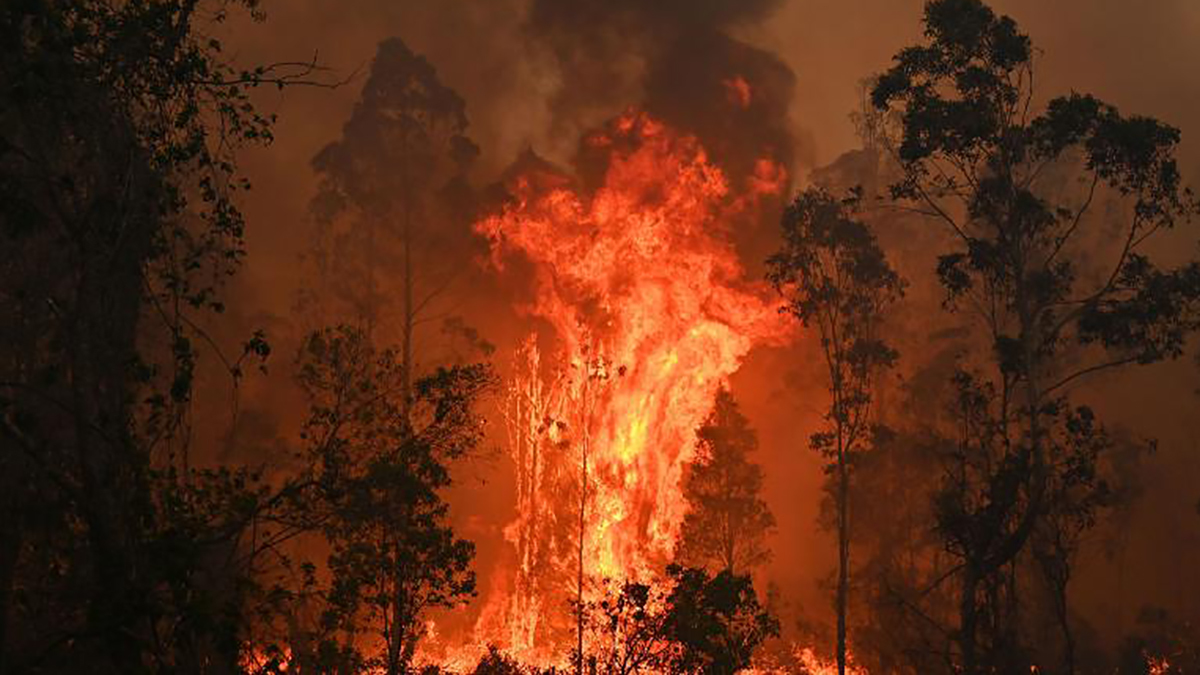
[675,388,776,575]
[768,188,904,675]
[308,37,480,421]
[871,0,1200,670]
[294,325,491,674]
[0,1,324,670]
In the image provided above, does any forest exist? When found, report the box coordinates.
[2,0,1200,673]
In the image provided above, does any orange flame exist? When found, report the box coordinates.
[461,110,789,664]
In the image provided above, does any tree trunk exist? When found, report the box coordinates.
[69,145,159,669]
[401,201,414,426]
[0,510,20,672]
[960,566,979,675]
[837,448,849,675]
[388,554,407,675]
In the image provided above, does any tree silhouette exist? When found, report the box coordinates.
[768,188,904,675]
[293,326,491,674]
[661,565,780,675]
[308,37,481,422]
[578,565,778,675]
[871,0,1200,671]
[0,1,327,670]
[675,388,776,575]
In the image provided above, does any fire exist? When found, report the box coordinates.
[1146,653,1171,675]
[462,110,789,664]
[793,646,866,675]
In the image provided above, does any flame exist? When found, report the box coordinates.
[458,110,788,664]
[793,646,867,675]
[1146,653,1171,675]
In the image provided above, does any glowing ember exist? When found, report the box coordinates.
[1146,653,1171,675]
[462,110,788,664]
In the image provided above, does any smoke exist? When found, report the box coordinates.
[526,0,797,171]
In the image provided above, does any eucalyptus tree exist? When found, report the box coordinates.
[871,0,1200,670]
[768,188,904,675]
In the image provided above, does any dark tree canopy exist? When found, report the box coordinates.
[306,37,480,331]
[661,565,780,675]
[872,0,1200,376]
[768,188,903,455]
[768,187,903,675]
[292,325,492,674]
[870,0,1200,672]
[579,565,778,675]
[0,1,313,670]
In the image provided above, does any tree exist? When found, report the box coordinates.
[578,565,778,675]
[661,565,780,675]
[837,425,958,674]
[870,1,1200,671]
[0,1,326,670]
[580,578,671,675]
[767,188,904,675]
[294,326,492,674]
[675,388,776,575]
[307,37,481,417]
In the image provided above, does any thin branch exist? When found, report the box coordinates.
[1043,356,1140,396]
[194,52,357,90]
[1045,172,1100,267]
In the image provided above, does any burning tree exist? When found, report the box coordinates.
[871,0,1200,671]
[768,188,904,675]
[473,111,787,665]
[675,388,776,575]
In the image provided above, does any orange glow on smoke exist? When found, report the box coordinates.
[447,110,789,666]
[723,75,753,109]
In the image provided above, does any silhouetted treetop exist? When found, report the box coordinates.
[311,37,478,219]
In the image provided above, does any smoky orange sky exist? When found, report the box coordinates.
[203,0,1200,653]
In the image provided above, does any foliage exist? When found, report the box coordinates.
[581,579,671,675]
[676,388,776,574]
[661,565,780,675]
[293,325,493,674]
[0,0,328,670]
[305,36,480,333]
[931,372,1120,671]
[768,186,903,674]
[870,1,1200,670]
[470,645,528,675]
[768,187,903,463]
[580,565,779,675]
